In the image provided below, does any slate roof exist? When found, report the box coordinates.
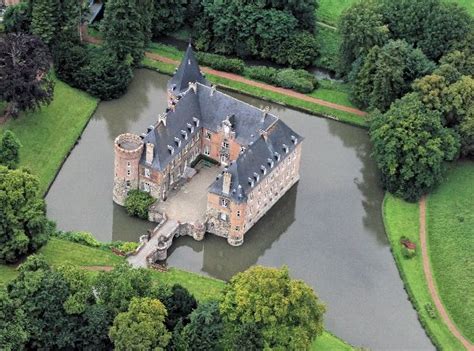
[209,120,302,202]
[139,48,302,202]
[167,43,210,93]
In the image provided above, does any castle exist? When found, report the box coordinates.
[113,44,303,247]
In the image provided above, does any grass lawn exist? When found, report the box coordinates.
[383,193,465,350]
[316,0,355,27]
[446,0,474,15]
[426,161,474,342]
[0,80,98,195]
[314,24,341,73]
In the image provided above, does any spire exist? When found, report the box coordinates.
[167,41,210,94]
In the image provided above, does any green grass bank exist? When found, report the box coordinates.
[426,162,474,343]
[0,80,99,195]
[383,192,466,350]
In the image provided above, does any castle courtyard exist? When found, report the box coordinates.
[152,161,221,223]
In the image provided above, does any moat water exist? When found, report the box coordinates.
[46,69,433,350]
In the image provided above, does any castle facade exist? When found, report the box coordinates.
[113,44,303,246]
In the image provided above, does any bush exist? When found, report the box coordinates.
[125,189,155,219]
[274,68,318,93]
[53,41,89,84]
[425,303,437,319]
[401,246,416,259]
[196,52,244,74]
[245,66,278,85]
[112,241,140,254]
[3,2,31,33]
[55,231,102,247]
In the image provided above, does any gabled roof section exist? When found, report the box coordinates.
[167,44,210,94]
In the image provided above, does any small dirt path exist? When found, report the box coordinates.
[145,52,367,117]
[419,197,473,350]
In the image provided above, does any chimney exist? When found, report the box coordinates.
[261,106,270,121]
[222,170,232,195]
[146,143,154,164]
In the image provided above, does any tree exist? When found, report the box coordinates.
[152,0,186,38]
[180,300,223,351]
[220,266,326,349]
[0,130,21,169]
[0,167,54,263]
[95,263,152,314]
[338,0,389,75]
[439,50,474,78]
[0,33,54,118]
[351,40,434,111]
[109,297,171,351]
[30,0,59,45]
[57,0,82,42]
[125,189,155,219]
[0,289,28,350]
[101,0,146,65]
[276,31,319,68]
[3,2,31,33]
[158,284,197,330]
[77,304,114,351]
[370,93,460,201]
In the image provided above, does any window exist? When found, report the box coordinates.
[144,168,150,178]
[222,140,229,149]
[204,145,210,156]
[235,226,240,231]
[193,117,200,127]
[220,212,227,221]
[206,132,212,140]
[127,169,131,176]
[126,180,131,189]
[220,198,229,207]
[237,210,241,217]
[127,161,131,168]
[143,182,150,193]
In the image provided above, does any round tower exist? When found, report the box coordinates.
[113,133,144,206]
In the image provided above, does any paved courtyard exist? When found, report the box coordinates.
[154,162,221,223]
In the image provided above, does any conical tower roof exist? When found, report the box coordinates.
[167,43,210,94]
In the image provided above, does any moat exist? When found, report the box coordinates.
[46,69,433,350]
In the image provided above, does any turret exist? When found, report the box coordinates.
[113,133,144,205]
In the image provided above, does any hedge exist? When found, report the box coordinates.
[245,66,318,93]
[196,52,245,74]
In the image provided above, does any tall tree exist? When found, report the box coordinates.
[0,289,28,350]
[157,284,197,330]
[152,0,186,38]
[370,93,460,201]
[351,40,434,111]
[57,0,81,42]
[220,266,326,350]
[3,2,32,33]
[0,130,21,169]
[101,0,146,65]
[338,0,389,75]
[109,297,171,351]
[30,0,59,45]
[0,33,54,118]
[0,167,54,263]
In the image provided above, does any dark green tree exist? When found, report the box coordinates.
[157,284,197,330]
[351,40,434,111]
[338,0,389,75]
[0,167,54,263]
[109,297,171,351]
[30,0,59,45]
[152,0,186,38]
[3,2,31,33]
[220,266,326,349]
[180,300,223,350]
[0,33,54,118]
[0,289,28,350]
[0,130,21,169]
[101,0,146,65]
[370,93,460,201]
[278,31,319,68]
[78,304,114,351]
[223,322,264,351]
[95,263,152,314]
[57,0,82,42]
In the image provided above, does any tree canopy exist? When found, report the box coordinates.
[0,33,54,118]
[109,297,171,351]
[0,130,21,169]
[370,93,460,201]
[220,265,326,349]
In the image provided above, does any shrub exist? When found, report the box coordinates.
[401,246,416,259]
[245,66,278,85]
[114,241,140,254]
[196,52,244,74]
[3,2,31,33]
[274,68,318,93]
[278,31,319,68]
[125,189,155,219]
[0,130,21,169]
[55,231,102,247]
[425,303,437,319]
[53,41,89,84]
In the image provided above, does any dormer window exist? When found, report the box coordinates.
[291,135,297,145]
[222,140,229,149]
[274,152,281,162]
[181,130,188,140]
[167,145,174,154]
[186,123,194,133]
[253,172,260,182]
[240,146,245,153]
[248,177,254,187]
[283,144,289,154]
[267,158,274,168]
[174,137,181,147]
[192,117,199,127]
[260,165,267,175]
